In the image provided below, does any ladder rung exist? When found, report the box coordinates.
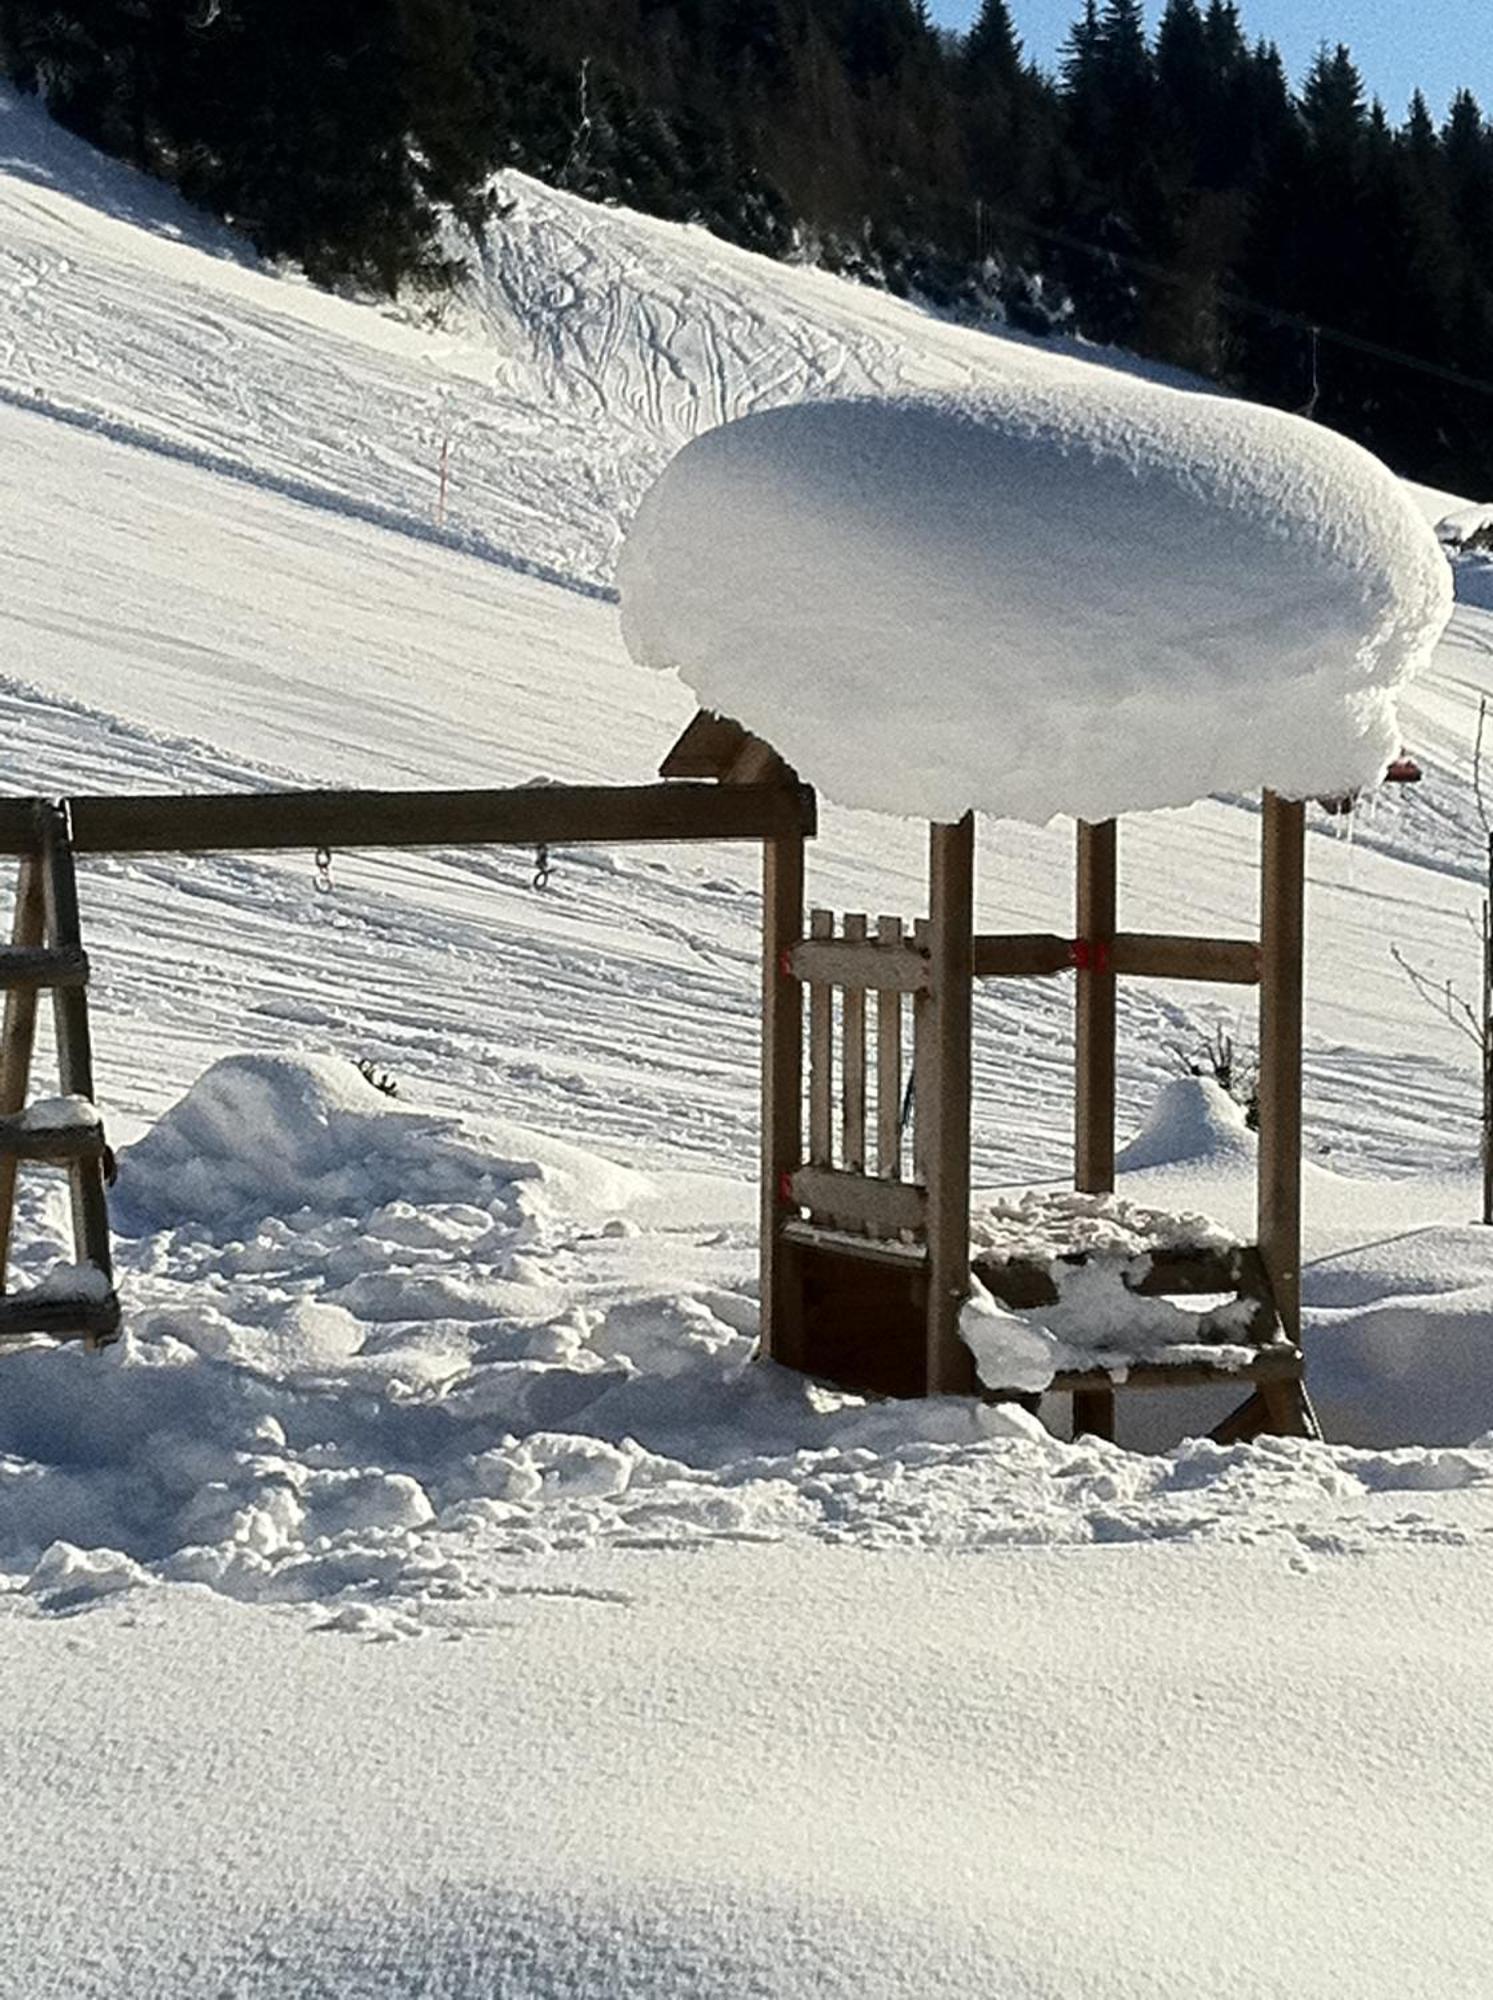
[0,1287,120,1343]
[0,946,89,991]
[0,1113,105,1164]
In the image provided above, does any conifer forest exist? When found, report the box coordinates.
[4,0,1490,494]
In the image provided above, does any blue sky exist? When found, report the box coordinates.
[928,2,1490,120]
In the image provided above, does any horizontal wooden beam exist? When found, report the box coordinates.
[0,947,88,991]
[790,938,929,993]
[0,1288,120,1343]
[1111,933,1261,985]
[0,783,816,858]
[780,1218,927,1269]
[1046,1349,1302,1394]
[973,933,1073,979]
[0,1114,106,1164]
[973,932,1261,985]
[788,1166,928,1238]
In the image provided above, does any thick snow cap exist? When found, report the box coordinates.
[618,385,1453,824]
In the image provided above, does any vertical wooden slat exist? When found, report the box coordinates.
[36,803,112,1285]
[841,913,867,1175]
[1075,818,1118,1195]
[912,916,931,1183]
[877,915,904,1180]
[759,831,805,1367]
[0,856,45,1286]
[925,816,976,1395]
[1258,791,1305,1343]
[808,908,834,1168]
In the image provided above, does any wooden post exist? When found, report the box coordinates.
[0,857,45,1285]
[36,805,112,1285]
[760,831,805,1368]
[1075,819,1118,1195]
[1258,792,1305,1342]
[925,816,975,1393]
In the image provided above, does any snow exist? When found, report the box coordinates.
[4,79,1493,1995]
[16,1093,100,1130]
[619,390,1453,824]
[1114,1073,1255,1171]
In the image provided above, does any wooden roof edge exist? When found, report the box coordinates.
[660,709,799,789]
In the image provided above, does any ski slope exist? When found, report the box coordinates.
[4,84,1493,1999]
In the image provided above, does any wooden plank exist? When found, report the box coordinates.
[840,916,868,1174]
[0,1288,120,1343]
[782,1218,926,1270]
[0,1116,105,1164]
[788,1166,928,1237]
[807,910,834,1167]
[789,937,929,993]
[973,933,1073,979]
[0,782,817,857]
[877,916,904,1179]
[0,857,44,1286]
[758,830,805,1369]
[1258,793,1306,1343]
[658,710,753,779]
[912,917,931,1183]
[1110,933,1261,985]
[37,804,112,1285]
[925,817,976,1394]
[1045,1350,1302,1394]
[1075,819,1118,1196]
[0,947,89,991]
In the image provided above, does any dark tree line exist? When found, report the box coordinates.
[4,0,1493,493]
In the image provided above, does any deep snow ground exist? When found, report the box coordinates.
[4,83,1493,1998]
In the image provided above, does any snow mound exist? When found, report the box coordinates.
[116,1052,650,1231]
[619,389,1452,824]
[1115,1076,1255,1172]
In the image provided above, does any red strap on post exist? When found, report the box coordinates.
[778,1170,795,1206]
[1070,938,1112,975]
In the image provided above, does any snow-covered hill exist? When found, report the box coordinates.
[4,85,1493,1998]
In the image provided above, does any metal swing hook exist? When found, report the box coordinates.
[532,842,553,893]
[313,845,334,895]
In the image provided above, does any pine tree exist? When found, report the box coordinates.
[964,0,1019,87]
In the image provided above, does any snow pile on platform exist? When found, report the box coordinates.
[970,1183,1236,1264]
[963,1185,1259,1396]
[619,389,1452,824]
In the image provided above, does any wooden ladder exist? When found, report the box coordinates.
[0,801,119,1349]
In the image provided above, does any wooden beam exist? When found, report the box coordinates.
[1075,819,1118,1195]
[1258,793,1306,1344]
[1110,933,1261,985]
[788,1166,928,1237]
[658,710,755,779]
[972,933,1073,979]
[758,829,805,1369]
[0,1116,106,1164]
[0,857,44,1286]
[0,1288,120,1343]
[790,936,929,993]
[0,783,817,857]
[0,947,89,991]
[925,816,976,1394]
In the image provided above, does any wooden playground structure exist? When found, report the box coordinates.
[0,728,1318,1442]
[665,710,1318,1444]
